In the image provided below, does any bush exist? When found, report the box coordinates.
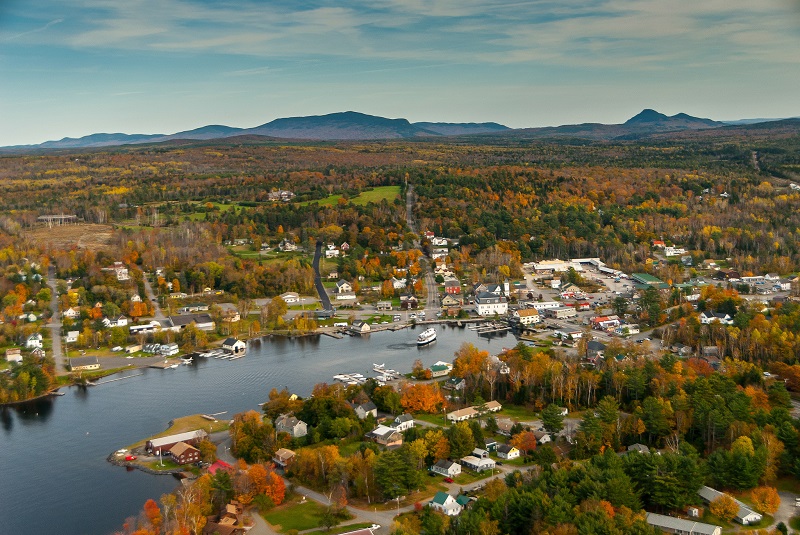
[252,494,275,512]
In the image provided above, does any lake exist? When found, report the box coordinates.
[0,324,511,535]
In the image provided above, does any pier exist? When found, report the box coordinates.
[92,373,144,385]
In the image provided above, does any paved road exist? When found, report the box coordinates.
[142,273,165,320]
[46,266,66,374]
[312,241,332,311]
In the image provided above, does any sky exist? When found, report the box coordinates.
[1,0,799,146]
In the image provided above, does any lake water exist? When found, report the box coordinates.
[0,325,511,535]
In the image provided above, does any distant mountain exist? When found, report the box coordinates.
[6,108,795,151]
[412,122,509,136]
[242,111,437,140]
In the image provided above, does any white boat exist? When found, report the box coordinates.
[417,328,437,346]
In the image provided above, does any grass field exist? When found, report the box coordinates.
[306,522,374,535]
[453,470,494,486]
[262,498,329,533]
[298,186,401,207]
[24,223,115,250]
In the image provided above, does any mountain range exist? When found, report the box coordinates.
[5,109,797,151]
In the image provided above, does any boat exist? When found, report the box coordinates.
[417,328,437,346]
[167,363,179,369]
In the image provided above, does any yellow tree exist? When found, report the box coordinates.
[750,486,780,515]
[709,494,739,522]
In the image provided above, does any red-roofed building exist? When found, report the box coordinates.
[208,460,233,476]
[652,240,665,248]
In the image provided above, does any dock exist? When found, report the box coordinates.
[93,372,144,385]
[470,321,511,334]
[322,331,344,339]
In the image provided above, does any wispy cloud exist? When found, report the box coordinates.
[4,18,63,41]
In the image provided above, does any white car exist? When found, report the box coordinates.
[371,525,381,530]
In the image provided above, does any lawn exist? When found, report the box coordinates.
[453,470,494,486]
[496,404,537,421]
[262,498,329,533]
[146,458,181,471]
[414,413,448,427]
[298,186,401,207]
[306,522,375,535]
[371,479,448,511]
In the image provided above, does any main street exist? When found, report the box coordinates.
[46,265,65,374]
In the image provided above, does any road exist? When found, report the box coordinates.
[142,273,165,320]
[424,269,439,316]
[312,241,332,311]
[46,265,66,374]
[405,184,416,234]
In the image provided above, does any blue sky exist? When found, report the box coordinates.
[1,0,799,145]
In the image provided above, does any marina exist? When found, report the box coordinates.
[0,325,509,535]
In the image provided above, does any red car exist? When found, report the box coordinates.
[125,455,137,461]
[444,477,454,483]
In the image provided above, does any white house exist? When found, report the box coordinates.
[222,337,247,354]
[496,444,520,460]
[447,407,477,423]
[352,401,378,420]
[66,331,79,343]
[325,244,340,258]
[5,348,22,364]
[63,307,80,320]
[25,333,43,349]
[280,292,300,304]
[431,459,462,477]
[103,315,128,328]
[275,414,308,438]
[645,513,721,535]
[391,277,407,290]
[475,292,508,316]
[430,492,462,516]
[699,311,734,325]
[533,430,551,444]
[130,294,142,303]
[391,413,415,432]
[697,486,762,525]
[460,455,496,472]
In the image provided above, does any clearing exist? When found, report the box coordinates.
[25,223,114,250]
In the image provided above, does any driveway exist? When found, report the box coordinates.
[773,491,798,529]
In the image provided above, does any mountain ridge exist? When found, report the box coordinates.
[3,110,793,150]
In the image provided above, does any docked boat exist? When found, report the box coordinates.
[417,328,437,346]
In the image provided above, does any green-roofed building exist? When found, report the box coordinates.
[430,364,450,378]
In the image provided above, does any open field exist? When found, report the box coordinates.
[24,223,115,250]
[298,185,401,207]
[262,498,330,533]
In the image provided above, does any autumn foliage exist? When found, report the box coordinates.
[400,383,444,413]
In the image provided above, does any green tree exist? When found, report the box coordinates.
[541,404,565,434]
[447,422,475,459]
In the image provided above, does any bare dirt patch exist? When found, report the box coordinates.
[25,223,115,250]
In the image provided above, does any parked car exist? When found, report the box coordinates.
[125,455,137,461]
[444,477,454,483]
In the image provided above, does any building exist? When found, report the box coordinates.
[69,356,100,371]
[480,400,502,413]
[447,407,478,423]
[472,448,489,459]
[222,338,247,354]
[63,307,80,319]
[475,292,508,316]
[367,425,403,447]
[443,377,466,391]
[169,442,201,465]
[460,455,496,472]
[484,437,498,451]
[697,486,762,525]
[350,320,371,334]
[430,364,450,378]
[627,443,650,454]
[5,348,22,363]
[533,430,551,444]
[66,331,79,343]
[441,294,462,307]
[272,448,296,468]
[513,308,541,325]
[129,320,161,335]
[376,301,393,311]
[497,444,520,459]
[280,292,300,304]
[391,413,415,432]
[275,415,308,438]
[158,343,179,356]
[645,513,721,535]
[430,492,463,516]
[163,314,215,332]
[699,311,734,325]
[495,418,516,436]
[146,430,208,455]
[591,315,621,330]
[25,333,43,349]
[431,459,462,477]
[545,307,577,320]
[353,401,377,420]
[335,280,353,293]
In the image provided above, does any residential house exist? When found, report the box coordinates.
[367,425,403,447]
[391,277,407,290]
[432,459,462,477]
[699,311,734,325]
[325,244,340,258]
[280,292,300,304]
[460,455,496,472]
[69,356,101,371]
[484,438,498,452]
[444,280,461,294]
[335,280,353,294]
[131,294,142,303]
[443,377,466,391]
[475,292,508,316]
[497,444,520,460]
[472,448,489,459]
[447,407,477,423]
[169,442,201,465]
[697,486,762,525]
[430,364,450,378]
[615,324,640,336]
[63,307,80,320]
[513,308,541,325]
[222,338,247,354]
[441,294,462,307]
[533,430,551,444]
[480,400,502,414]
[352,401,377,420]
[390,414,415,432]
[350,320,371,334]
[25,333,43,349]
[278,239,298,252]
[103,315,128,328]
[431,237,448,246]
[495,418,516,436]
[272,448,296,468]
[627,443,650,454]
[645,513,721,535]
[275,415,308,438]
[431,248,449,260]
[5,348,22,364]
[179,303,210,313]
[66,331,79,343]
[430,492,462,516]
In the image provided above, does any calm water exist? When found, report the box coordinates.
[0,325,510,535]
